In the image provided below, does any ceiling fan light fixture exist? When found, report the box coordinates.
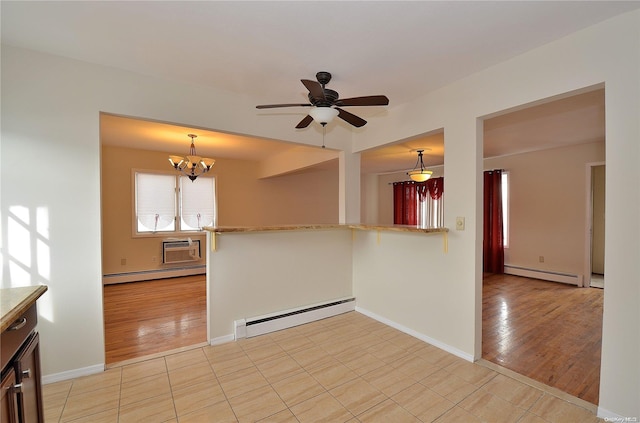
[309,106,339,125]
[407,149,433,182]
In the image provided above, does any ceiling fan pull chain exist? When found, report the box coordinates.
[322,125,326,149]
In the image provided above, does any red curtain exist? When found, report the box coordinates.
[393,181,417,225]
[483,170,504,273]
[394,178,445,224]
[426,177,444,200]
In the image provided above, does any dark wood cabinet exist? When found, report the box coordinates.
[1,367,19,423]
[1,304,44,423]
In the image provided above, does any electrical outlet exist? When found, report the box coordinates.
[120,258,127,266]
[539,256,545,263]
[151,256,157,263]
[455,217,465,230]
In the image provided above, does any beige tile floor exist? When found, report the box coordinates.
[43,312,603,422]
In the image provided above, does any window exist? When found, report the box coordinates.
[393,178,444,227]
[502,171,509,247]
[134,171,216,235]
[417,192,444,228]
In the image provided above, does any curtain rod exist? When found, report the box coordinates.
[388,177,443,185]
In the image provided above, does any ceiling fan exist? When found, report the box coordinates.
[256,71,389,129]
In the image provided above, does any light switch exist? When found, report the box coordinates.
[456,217,465,230]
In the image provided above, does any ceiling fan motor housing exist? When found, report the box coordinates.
[309,89,339,106]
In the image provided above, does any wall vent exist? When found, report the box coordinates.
[163,239,201,264]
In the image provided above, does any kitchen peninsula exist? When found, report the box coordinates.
[202,224,458,359]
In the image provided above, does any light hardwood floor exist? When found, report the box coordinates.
[482,273,603,405]
[103,275,207,365]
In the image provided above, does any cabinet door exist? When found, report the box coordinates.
[15,332,43,423]
[1,367,19,423]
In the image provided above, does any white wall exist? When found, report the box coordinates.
[0,45,352,379]
[208,229,353,340]
[351,11,640,418]
[352,230,469,357]
[2,9,639,418]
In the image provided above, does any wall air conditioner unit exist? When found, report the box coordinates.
[162,239,201,264]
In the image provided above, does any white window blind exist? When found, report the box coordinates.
[136,173,176,232]
[418,195,444,229]
[180,176,215,230]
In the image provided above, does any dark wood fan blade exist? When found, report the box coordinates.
[301,79,325,100]
[256,103,311,109]
[336,95,389,107]
[336,108,367,127]
[295,115,314,129]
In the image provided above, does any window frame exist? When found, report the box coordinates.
[131,169,217,238]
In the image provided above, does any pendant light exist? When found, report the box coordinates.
[407,149,432,182]
[168,134,215,181]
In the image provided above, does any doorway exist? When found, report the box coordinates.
[480,87,606,405]
[100,114,210,365]
[589,164,605,288]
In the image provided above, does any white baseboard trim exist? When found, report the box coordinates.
[211,334,235,345]
[504,265,582,286]
[42,363,104,385]
[102,265,205,285]
[355,306,474,363]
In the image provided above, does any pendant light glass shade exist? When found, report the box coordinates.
[407,149,432,182]
[408,169,433,182]
[309,106,339,125]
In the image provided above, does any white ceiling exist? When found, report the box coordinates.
[2,1,626,174]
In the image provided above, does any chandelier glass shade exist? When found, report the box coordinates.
[407,149,432,182]
[309,106,339,126]
[168,134,215,181]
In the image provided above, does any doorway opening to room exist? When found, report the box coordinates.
[100,113,211,365]
[588,163,606,289]
[480,87,605,405]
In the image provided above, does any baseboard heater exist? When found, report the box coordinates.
[504,265,583,286]
[102,265,206,285]
[234,297,356,339]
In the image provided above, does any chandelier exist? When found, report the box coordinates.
[168,134,215,181]
[407,149,432,182]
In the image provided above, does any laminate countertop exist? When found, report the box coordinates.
[203,224,448,234]
[0,285,48,332]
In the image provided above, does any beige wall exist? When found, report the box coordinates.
[484,141,605,278]
[101,145,338,275]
